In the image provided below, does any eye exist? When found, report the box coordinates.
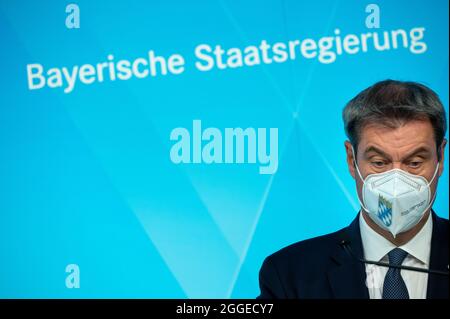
[408,161,423,169]
[371,161,386,168]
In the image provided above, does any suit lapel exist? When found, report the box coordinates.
[426,212,449,299]
[327,214,370,299]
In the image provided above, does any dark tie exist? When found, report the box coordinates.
[382,248,410,299]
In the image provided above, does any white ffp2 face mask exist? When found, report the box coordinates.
[352,147,439,237]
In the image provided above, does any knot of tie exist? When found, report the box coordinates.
[388,248,408,266]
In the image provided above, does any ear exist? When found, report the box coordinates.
[438,139,447,177]
[345,140,356,179]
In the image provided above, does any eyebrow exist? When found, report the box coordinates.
[363,145,432,161]
[402,147,432,160]
[364,146,392,160]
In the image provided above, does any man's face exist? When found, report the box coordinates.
[345,119,446,203]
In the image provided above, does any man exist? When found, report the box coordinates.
[257,80,448,299]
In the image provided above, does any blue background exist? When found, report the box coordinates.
[0,0,448,298]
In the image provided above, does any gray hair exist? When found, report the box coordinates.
[343,79,447,160]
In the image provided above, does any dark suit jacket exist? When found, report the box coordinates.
[257,212,449,299]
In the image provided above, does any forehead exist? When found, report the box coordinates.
[358,119,436,156]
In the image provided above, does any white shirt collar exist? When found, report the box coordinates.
[359,212,432,265]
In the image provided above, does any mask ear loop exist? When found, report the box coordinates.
[421,162,440,215]
[428,162,440,186]
[351,146,370,214]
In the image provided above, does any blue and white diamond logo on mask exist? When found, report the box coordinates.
[377,195,393,227]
